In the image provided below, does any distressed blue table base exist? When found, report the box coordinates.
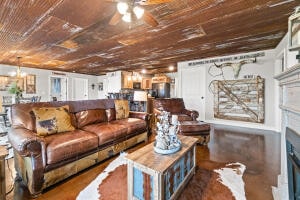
[126,135,197,200]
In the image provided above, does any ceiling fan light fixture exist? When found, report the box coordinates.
[133,6,144,19]
[122,12,131,23]
[117,2,128,15]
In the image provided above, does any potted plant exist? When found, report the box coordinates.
[8,82,23,103]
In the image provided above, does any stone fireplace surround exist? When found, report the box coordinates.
[273,63,300,200]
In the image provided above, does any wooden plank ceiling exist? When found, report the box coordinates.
[0,0,298,75]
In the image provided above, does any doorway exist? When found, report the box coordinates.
[179,66,206,121]
[72,77,88,100]
[49,76,68,101]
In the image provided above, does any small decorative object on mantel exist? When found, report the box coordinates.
[154,111,181,154]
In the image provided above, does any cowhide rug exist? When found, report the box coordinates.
[77,153,246,200]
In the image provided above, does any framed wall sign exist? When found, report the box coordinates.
[25,74,36,94]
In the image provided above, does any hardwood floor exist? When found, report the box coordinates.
[5,124,280,200]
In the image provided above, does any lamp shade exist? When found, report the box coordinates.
[133,91,147,101]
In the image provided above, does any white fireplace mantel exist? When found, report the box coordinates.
[273,63,300,200]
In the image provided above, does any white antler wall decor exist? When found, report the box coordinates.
[210,57,257,79]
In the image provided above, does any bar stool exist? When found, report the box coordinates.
[0,96,9,127]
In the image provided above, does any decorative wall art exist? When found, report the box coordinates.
[98,82,103,91]
[25,74,36,94]
[0,76,24,91]
[208,58,256,79]
[213,76,265,123]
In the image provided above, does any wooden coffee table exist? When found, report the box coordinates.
[126,135,198,200]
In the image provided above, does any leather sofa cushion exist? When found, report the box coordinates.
[45,129,98,165]
[105,108,116,122]
[176,114,193,121]
[179,121,210,133]
[11,99,115,131]
[32,105,75,136]
[82,123,127,145]
[76,109,107,128]
[110,118,147,135]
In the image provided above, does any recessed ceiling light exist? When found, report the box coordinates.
[169,66,174,71]
[141,69,146,73]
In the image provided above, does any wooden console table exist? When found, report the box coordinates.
[0,146,8,200]
[126,135,198,200]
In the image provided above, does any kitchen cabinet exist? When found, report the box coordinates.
[122,74,133,89]
[142,78,152,89]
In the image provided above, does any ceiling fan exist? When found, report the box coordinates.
[107,0,173,27]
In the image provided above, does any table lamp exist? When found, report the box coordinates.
[133,91,147,112]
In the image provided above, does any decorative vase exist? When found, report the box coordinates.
[154,111,181,154]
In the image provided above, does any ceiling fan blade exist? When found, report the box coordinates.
[109,11,122,25]
[142,10,158,27]
[138,0,173,5]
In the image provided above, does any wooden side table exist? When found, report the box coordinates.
[0,146,8,200]
[126,135,198,200]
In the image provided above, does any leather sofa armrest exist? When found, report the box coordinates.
[129,111,149,121]
[8,128,45,157]
[8,128,46,196]
[129,111,151,136]
[182,109,199,121]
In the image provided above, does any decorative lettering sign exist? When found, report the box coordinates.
[187,52,265,66]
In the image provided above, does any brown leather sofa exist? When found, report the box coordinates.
[152,98,199,121]
[8,99,149,197]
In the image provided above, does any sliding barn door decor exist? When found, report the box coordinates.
[213,76,265,123]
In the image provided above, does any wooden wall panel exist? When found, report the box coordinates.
[213,77,265,123]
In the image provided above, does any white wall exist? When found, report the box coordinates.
[0,64,99,101]
[178,49,279,131]
[97,75,108,99]
[274,33,299,71]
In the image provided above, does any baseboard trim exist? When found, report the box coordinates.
[205,119,280,132]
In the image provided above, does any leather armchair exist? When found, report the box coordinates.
[152,98,199,121]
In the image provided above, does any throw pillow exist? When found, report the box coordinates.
[114,100,129,120]
[32,105,75,136]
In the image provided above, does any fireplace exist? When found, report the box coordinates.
[286,127,300,200]
[274,64,300,200]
